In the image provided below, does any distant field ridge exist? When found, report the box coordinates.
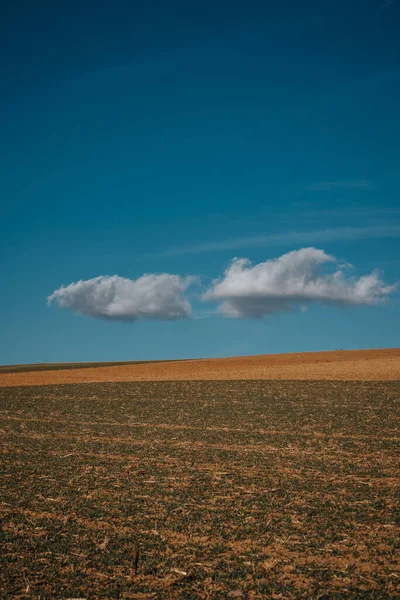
[0,348,399,387]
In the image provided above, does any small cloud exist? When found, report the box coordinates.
[381,0,394,9]
[203,248,396,318]
[306,179,377,191]
[48,274,194,321]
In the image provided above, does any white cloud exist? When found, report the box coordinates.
[48,274,194,321]
[203,248,396,318]
[306,179,376,191]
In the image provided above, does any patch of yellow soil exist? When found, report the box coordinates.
[0,348,399,387]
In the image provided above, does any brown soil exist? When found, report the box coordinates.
[1,380,399,598]
[1,348,399,387]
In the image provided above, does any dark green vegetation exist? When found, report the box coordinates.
[0,359,190,374]
[0,362,140,374]
[0,381,399,599]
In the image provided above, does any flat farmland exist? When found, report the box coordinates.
[0,380,399,599]
[1,349,400,387]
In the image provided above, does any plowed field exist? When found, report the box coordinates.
[0,380,399,598]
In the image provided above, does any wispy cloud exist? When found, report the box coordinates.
[48,274,195,321]
[303,207,400,219]
[192,309,218,320]
[306,179,377,191]
[203,248,396,318]
[151,225,400,258]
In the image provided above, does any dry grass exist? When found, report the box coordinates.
[0,348,399,387]
[0,380,399,598]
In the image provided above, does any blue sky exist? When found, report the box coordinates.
[1,0,399,365]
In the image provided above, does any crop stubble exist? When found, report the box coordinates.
[0,379,399,598]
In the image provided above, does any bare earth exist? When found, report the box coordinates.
[1,348,399,387]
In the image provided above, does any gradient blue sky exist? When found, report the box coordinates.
[1,0,399,365]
